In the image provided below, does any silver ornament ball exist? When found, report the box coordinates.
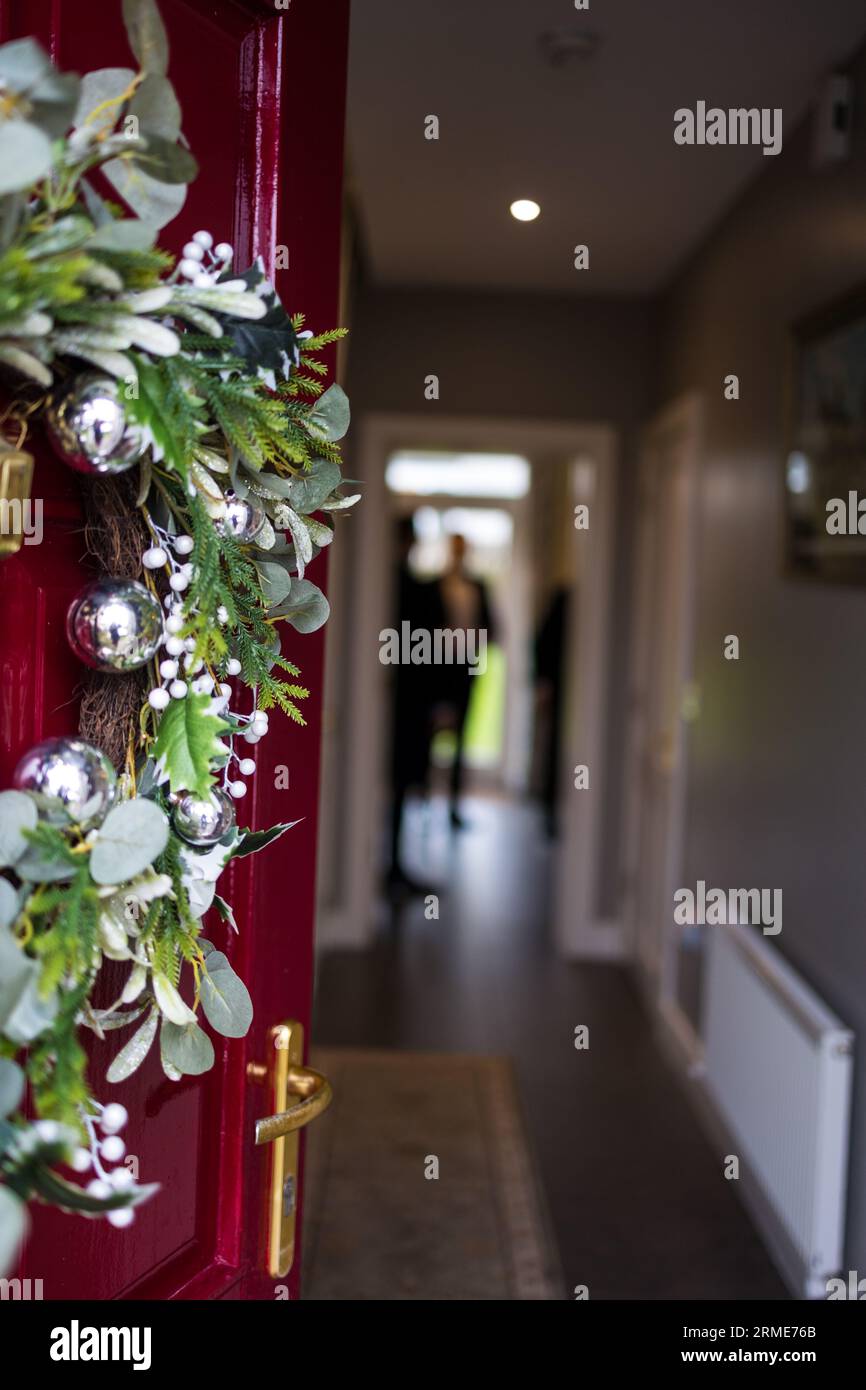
[218,492,266,543]
[45,373,146,476]
[14,737,117,830]
[172,787,236,846]
[67,578,164,673]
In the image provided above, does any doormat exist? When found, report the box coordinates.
[301,1048,564,1300]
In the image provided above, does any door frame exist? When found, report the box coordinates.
[621,393,704,1061]
[316,412,618,956]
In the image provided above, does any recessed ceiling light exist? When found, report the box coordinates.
[510,199,540,222]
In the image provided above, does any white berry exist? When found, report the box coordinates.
[87,1179,112,1199]
[178,257,200,279]
[100,1135,126,1163]
[184,655,204,674]
[165,636,185,657]
[70,1147,92,1173]
[252,714,269,735]
[182,241,204,262]
[169,680,188,699]
[226,658,241,676]
[238,758,256,776]
[174,535,195,555]
[217,606,229,624]
[148,688,170,710]
[228,781,247,799]
[192,229,213,249]
[169,572,189,592]
[107,1208,135,1229]
[159,659,178,680]
[100,1103,128,1134]
[142,546,167,569]
[165,614,185,635]
[242,730,260,745]
[110,1168,134,1190]
[214,241,233,261]
[192,271,213,288]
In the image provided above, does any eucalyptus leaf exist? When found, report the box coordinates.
[122,0,170,76]
[0,121,53,195]
[309,384,350,442]
[255,561,292,608]
[0,879,19,930]
[102,156,187,229]
[0,1187,26,1279]
[269,578,330,633]
[13,849,77,883]
[107,1007,158,1083]
[135,132,198,185]
[129,72,181,140]
[0,790,37,867]
[288,459,341,514]
[160,1019,215,1076]
[0,1058,24,1118]
[199,952,253,1039]
[72,66,136,133]
[89,799,169,885]
[89,217,156,251]
[0,927,39,1032]
[3,973,58,1045]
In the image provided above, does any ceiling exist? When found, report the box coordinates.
[346,0,866,296]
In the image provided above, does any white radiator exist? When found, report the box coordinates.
[703,924,853,1299]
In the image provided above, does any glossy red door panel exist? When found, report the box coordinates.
[0,0,350,1300]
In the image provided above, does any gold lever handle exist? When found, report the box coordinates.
[252,1063,333,1145]
[247,1021,333,1277]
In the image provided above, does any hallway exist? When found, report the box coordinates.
[314,796,787,1299]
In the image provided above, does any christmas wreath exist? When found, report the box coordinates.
[0,0,357,1271]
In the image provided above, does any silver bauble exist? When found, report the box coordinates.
[172,787,236,846]
[67,578,164,672]
[45,373,146,476]
[218,493,266,543]
[14,736,117,830]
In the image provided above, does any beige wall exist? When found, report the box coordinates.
[345,286,653,912]
[657,44,866,1268]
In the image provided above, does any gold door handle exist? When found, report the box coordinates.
[251,1063,333,1144]
[247,1021,332,1277]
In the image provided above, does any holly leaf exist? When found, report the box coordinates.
[221,263,299,384]
[228,820,301,860]
[151,692,230,799]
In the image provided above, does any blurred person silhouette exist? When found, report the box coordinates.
[533,585,569,838]
[435,533,495,829]
[387,515,442,893]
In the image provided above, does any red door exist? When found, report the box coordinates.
[0,0,350,1301]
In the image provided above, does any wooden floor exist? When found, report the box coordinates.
[313,795,788,1300]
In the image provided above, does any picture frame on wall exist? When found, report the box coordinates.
[785,286,866,584]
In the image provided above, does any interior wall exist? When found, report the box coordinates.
[343,286,654,916]
[656,40,866,1270]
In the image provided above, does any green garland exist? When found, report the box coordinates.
[0,0,357,1270]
